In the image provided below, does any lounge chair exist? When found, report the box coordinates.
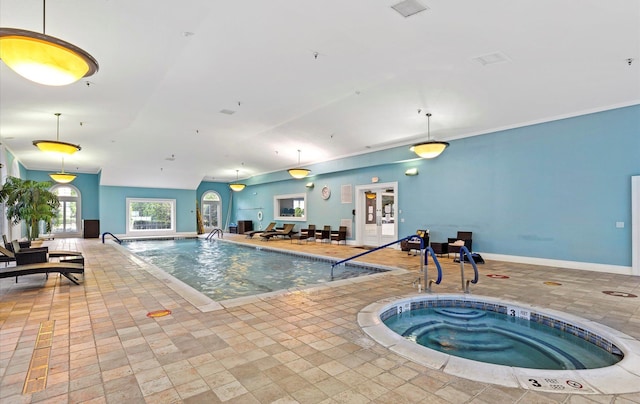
[3,235,30,252]
[0,261,84,285]
[0,246,84,284]
[0,244,84,265]
[245,222,276,238]
[260,223,297,240]
[12,240,83,260]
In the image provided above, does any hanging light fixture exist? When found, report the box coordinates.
[411,113,449,159]
[288,149,311,179]
[33,113,81,154]
[229,170,246,192]
[0,0,99,86]
[49,156,75,183]
[365,191,376,199]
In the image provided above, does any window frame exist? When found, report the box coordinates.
[201,191,222,230]
[126,198,176,236]
[274,193,307,222]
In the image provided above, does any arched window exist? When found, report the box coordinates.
[201,191,222,230]
[51,184,82,237]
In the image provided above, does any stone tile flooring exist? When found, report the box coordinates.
[1,236,639,403]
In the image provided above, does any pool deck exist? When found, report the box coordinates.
[0,235,639,403]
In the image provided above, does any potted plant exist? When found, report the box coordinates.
[0,176,60,241]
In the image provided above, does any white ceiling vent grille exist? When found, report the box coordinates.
[473,52,511,66]
[391,0,428,18]
[219,109,236,115]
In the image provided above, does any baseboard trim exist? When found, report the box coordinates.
[479,253,634,276]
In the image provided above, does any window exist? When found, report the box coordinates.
[126,198,175,235]
[201,191,221,229]
[274,193,306,222]
[51,184,81,237]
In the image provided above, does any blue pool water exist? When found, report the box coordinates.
[123,239,383,301]
[384,307,623,370]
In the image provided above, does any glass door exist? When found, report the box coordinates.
[359,183,397,247]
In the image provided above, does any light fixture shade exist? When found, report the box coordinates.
[288,168,311,179]
[49,172,76,183]
[0,28,99,86]
[229,183,246,192]
[365,192,376,199]
[412,141,449,159]
[33,139,81,154]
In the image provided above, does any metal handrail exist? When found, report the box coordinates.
[101,232,122,244]
[459,245,479,293]
[425,246,443,292]
[206,228,223,240]
[331,235,442,292]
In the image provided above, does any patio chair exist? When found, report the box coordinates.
[330,226,347,245]
[448,231,473,259]
[245,222,276,238]
[291,224,316,244]
[317,225,332,243]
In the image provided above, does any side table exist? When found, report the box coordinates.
[430,242,449,257]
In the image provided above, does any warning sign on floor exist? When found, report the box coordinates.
[517,375,597,394]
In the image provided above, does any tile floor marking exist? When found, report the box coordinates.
[22,320,55,394]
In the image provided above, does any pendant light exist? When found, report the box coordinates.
[229,170,246,192]
[49,157,75,183]
[288,149,311,179]
[411,113,449,159]
[0,1,99,86]
[33,113,81,154]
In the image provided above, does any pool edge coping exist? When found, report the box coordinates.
[108,239,408,312]
[359,293,640,395]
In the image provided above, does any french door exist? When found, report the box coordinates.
[356,182,398,247]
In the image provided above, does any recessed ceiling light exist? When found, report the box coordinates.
[473,52,511,66]
[391,0,428,18]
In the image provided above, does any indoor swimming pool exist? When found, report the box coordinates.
[122,238,385,301]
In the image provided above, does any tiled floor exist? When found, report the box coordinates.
[1,235,639,403]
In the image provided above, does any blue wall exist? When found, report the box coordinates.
[20,105,639,267]
[232,105,640,267]
[99,186,197,234]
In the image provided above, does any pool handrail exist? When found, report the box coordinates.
[459,245,479,293]
[331,235,443,292]
[331,236,412,273]
[101,232,122,244]
[206,228,223,240]
[425,246,443,291]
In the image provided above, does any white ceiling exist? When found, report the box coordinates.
[1,0,639,189]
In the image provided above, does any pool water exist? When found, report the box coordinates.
[384,307,623,370]
[123,239,382,301]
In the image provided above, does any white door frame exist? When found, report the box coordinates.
[354,182,398,247]
[632,176,639,276]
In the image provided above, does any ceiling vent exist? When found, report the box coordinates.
[473,52,511,66]
[391,0,428,18]
[219,109,236,115]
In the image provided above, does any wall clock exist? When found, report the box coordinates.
[321,186,331,200]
